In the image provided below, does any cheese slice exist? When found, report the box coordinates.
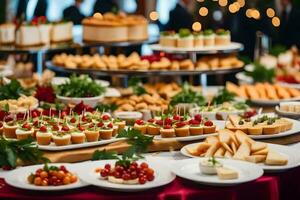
[251,142,267,153]
[235,130,255,145]
[245,155,267,163]
[233,141,250,160]
[265,150,288,166]
[218,129,232,144]
[252,148,269,155]
[196,143,211,155]
[214,147,226,157]
[224,150,233,158]
[205,142,221,157]
[231,141,237,154]
[217,167,238,180]
[221,142,233,154]
[205,136,219,145]
[185,147,199,156]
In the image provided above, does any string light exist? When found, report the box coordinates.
[199,7,209,16]
[272,17,280,27]
[246,9,252,18]
[149,11,159,21]
[229,3,239,13]
[252,9,260,19]
[218,0,228,7]
[192,22,202,31]
[266,8,275,18]
[237,0,245,7]
[93,12,103,19]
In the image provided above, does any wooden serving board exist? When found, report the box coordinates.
[44,131,300,163]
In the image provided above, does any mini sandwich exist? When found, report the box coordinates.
[52,133,71,146]
[160,124,175,138]
[203,120,216,134]
[16,122,34,140]
[99,123,113,140]
[177,28,194,48]
[193,32,204,47]
[71,131,86,144]
[3,120,18,139]
[159,31,177,47]
[36,126,52,145]
[215,29,231,45]
[203,29,215,46]
[133,119,147,134]
[146,119,160,135]
[174,122,190,137]
[189,119,203,136]
[84,124,100,142]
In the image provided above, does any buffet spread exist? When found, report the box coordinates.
[0,9,299,200]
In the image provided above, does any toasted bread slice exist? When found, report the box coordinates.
[205,142,221,157]
[221,142,233,154]
[218,129,232,144]
[265,150,288,165]
[205,136,219,145]
[263,124,281,135]
[196,143,211,155]
[231,141,237,154]
[224,150,233,158]
[235,130,255,145]
[245,155,267,163]
[233,141,250,161]
[185,147,199,156]
[252,148,269,155]
[248,126,263,135]
[251,142,267,153]
[214,146,226,157]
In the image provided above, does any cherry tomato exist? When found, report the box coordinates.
[138,176,146,184]
[63,176,71,185]
[70,175,77,183]
[34,177,42,186]
[40,171,48,179]
[140,162,148,169]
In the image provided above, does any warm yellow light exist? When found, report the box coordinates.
[252,9,260,19]
[266,8,275,18]
[272,17,280,27]
[229,3,238,13]
[246,9,252,18]
[218,0,228,7]
[192,22,202,31]
[149,11,159,21]
[199,7,208,16]
[237,0,245,7]
[93,12,103,20]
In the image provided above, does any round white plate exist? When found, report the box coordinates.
[153,120,224,141]
[38,137,126,151]
[76,160,176,192]
[150,42,243,53]
[5,163,88,191]
[275,106,300,120]
[180,143,300,172]
[51,77,110,87]
[170,158,263,186]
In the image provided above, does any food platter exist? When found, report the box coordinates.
[5,163,88,191]
[170,158,263,186]
[149,42,244,54]
[46,61,244,77]
[75,160,176,192]
[181,143,300,172]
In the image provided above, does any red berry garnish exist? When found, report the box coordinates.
[173,115,180,121]
[70,118,76,123]
[138,176,146,184]
[164,124,172,129]
[107,123,113,129]
[89,123,95,128]
[104,164,111,170]
[164,118,173,125]
[176,122,186,128]
[39,126,47,132]
[102,115,110,121]
[32,111,38,118]
[147,119,155,123]
[78,126,85,132]
[33,120,39,127]
[135,119,144,125]
[97,122,104,127]
[22,123,31,130]
[140,162,148,169]
[189,119,200,125]
[52,125,59,131]
[204,120,213,126]
[100,169,108,177]
[194,114,202,122]
[62,126,70,131]
[131,161,138,168]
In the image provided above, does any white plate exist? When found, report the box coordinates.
[5,163,88,191]
[170,158,263,186]
[180,143,300,172]
[51,77,110,87]
[150,42,243,53]
[275,106,300,120]
[76,160,176,192]
[153,120,224,141]
[38,137,126,151]
[249,97,300,106]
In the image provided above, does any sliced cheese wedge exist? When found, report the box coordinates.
[265,150,288,166]
[214,146,226,157]
[217,167,239,180]
[245,155,267,163]
[233,141,250,161]
[251,142,267,153]
[252,148,269,155]
[205,142,221,157]
[224,150,233,158]
[218,129,232,144]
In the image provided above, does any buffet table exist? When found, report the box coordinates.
[1,152,300,200]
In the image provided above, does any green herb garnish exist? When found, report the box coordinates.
[203,29,214,36]
[211,88,236,105]
[56,74,106,98]
[0,79,30,100]
[245,61,275,83]
[179,28,191,38]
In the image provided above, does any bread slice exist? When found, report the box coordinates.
[196,143,211,155]
[221,142,233,154]
[224,150,233,158]
[235,130,255,145]
[214,146,226,157]
[233,141,250,160]
[185,146,199,156]
[265,150,288,165]
[248,126,263,135]
[227,129,239,146]
[205,142,221,157]
[252,148,269,155]
[218,129,232,144]
[231,141,237,154]
[251,142,267,153]
[263,125,281,135]
[205,136,219,145]
[245,155,266,163]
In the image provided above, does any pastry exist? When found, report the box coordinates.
[203,29,215,46]
[36,126,52,145]
[174,122,190,137]
[160,125,175,138]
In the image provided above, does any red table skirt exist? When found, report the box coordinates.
[1,166,300,200]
